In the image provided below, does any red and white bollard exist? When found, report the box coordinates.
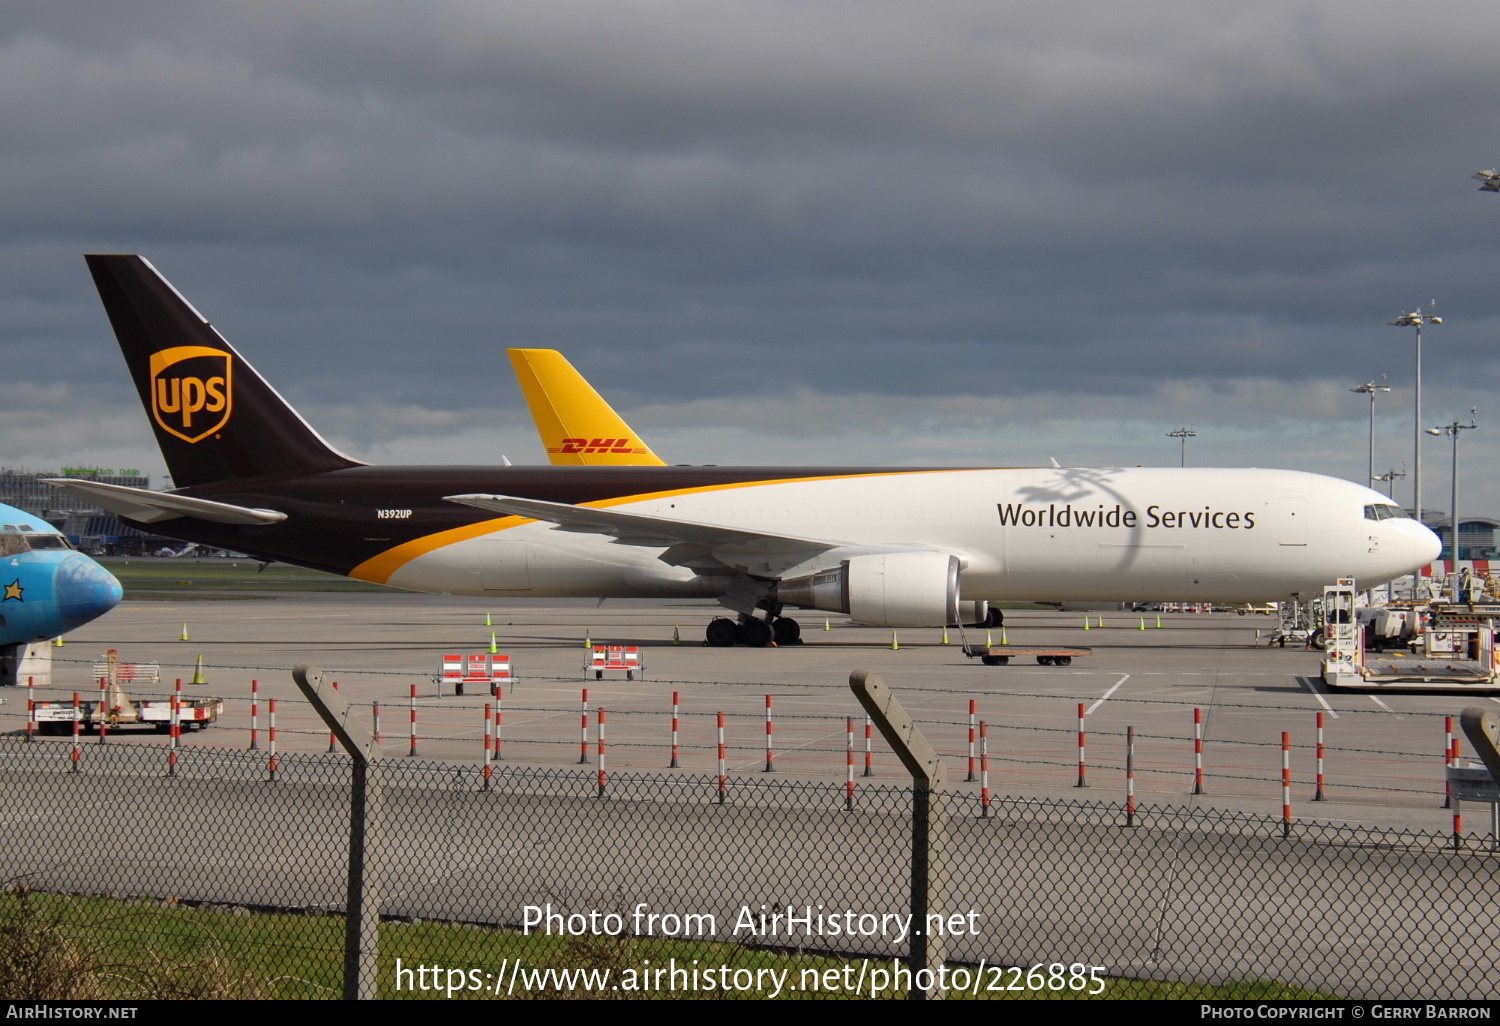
[1452,737,1463,850]
[579,689,590,765]
[97,677,108,745]
[268,697,278,782]
[408,684,418,757]
[71,692,81,773]
[1444,716,1455,809]
[170,679,183,763]
[1313,712,1326,801]
[966,699,977,782]
[372,700,381,747]
[1192,708,1204,795]
[597,708,608,797]
[1125,725,1135,827]
[1281,731,1293,839]
[716,711,727,805]
[25,677,35,742]
[979,721,991,818]
[764,695,775,772]
[249,679,260,750]
[669,692,680,769]
[863,715,874,777]
[483,701,494,766]
[1076,703,1089,788]
[844,716,855,812]
[171,678,183,748]
[327,681,339,753]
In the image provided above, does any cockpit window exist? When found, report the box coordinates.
[1364,504,1411,521]
[0,533,72,556]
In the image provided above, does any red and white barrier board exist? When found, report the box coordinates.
[438,653,518,694]
[588,645,644,680]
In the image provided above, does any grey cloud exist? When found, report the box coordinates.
[1,0,1498,511]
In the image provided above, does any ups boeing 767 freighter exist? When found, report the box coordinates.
[52,255,1440,648]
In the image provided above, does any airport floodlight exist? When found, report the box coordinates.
[1430,410,1478,560]
[1474,170,1500,192]
[1350,381,1392,488]
[1388,306,1441,520]
[1373,466,1406,501]
[1166,427,1197,468]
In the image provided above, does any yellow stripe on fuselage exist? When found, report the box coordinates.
[347,469,967,585]
[350,514,530,584]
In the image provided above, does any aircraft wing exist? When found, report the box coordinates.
[445,493,845,576]
[43,479,288,526]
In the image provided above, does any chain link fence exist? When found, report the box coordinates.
[1,735,1495,999]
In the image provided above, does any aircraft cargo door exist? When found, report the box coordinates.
[480,539,531,591]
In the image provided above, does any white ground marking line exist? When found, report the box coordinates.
[1086,675,1131,715]
[1368,695,1396,713]
[1295,677,1338,719]
[1489,697,1500,706]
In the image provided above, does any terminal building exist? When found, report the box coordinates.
[1412,507,1499,562]
[1424,515,1500,562]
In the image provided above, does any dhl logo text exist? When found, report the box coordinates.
[149,346,233,443]
[547,438,646,455]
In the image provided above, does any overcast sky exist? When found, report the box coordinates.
[2,1,1497,514]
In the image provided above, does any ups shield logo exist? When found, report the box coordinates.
[150,346,232,443]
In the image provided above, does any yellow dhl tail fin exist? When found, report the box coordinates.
[507,349,667,466]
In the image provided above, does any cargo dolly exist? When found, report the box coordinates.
[961,642,1092,667]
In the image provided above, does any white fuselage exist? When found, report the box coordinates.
[384,467,1440,605]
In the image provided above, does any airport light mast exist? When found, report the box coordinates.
[1166,427,1196,468]
[1350,381,1391,489]
[1427,411,1477,561]
[1388,306,1441,521]
[1373,466,1406,500]
[1474,170,1500,192]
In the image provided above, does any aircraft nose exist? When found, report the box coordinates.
[55,554,123,628]
[1415,523,1443,567]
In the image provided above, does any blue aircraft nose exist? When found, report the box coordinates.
[55,554,123,628]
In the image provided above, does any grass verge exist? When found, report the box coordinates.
[101,558,391,599]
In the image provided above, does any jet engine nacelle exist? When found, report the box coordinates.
[955,599,991,628]
[779,552,960,627]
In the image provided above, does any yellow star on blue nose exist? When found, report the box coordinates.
[3,580,22,601]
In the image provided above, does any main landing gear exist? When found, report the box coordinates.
[705,615,802,648]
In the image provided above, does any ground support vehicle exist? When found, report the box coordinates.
[31,652,223,734]
[1322,582,1500,692]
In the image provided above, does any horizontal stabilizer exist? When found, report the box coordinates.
[43,479,287,526]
